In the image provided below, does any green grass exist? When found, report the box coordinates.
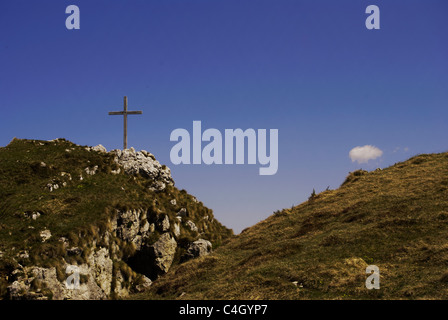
[0,138,233,298]
[133,152,448,300]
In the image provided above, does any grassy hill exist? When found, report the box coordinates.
[135,152,448,300]
[0,138,232,299]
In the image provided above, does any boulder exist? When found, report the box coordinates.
[151,233,177,275]
[182,239,212,262]
[177,208,187,217]
[135,275,152,293]
[40,229,52,242]
[92,144,107,153]
[115,209,142,242]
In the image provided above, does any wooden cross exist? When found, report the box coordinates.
[108,96,142,150]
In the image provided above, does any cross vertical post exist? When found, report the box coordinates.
[123,96,128,150]
[108,96,143,150]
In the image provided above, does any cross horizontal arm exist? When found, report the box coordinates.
[126,111,143,115]
[108,111,142,115]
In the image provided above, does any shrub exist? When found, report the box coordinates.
[308,188,316,201]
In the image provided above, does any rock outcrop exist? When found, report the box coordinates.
[0,139,232,300]
[113,209,179,280]
[8,246,114,300]
[111,148,174,191]
[7,205,216,300]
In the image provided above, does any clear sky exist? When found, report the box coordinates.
[1,0,447,233]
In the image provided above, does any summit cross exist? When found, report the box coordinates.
[108,96,142,150]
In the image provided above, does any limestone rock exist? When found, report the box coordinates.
[151,233,177,275]
[40,229,51,242]
[135,276,152,293]
[24,211,42,220]
[114,208,151,250]
[8,280,29,300]
[84,166,98,176]
[88,248,113,295]
[185,220,198,232]
[115,209,142,242]
[157,215,170,232]
[92,144,107,153]
[18,251,29,259]
[7,247,125,300]
[8,265,106,300]
[177,208,187,217]
[60,172,72,180]
[182,239,212,262]
[111,149,174,190]
[113,271,128,298]
[110,168,121,175]
[46,183,59,192]
[148,180,166,192]
[140,220,150,233]
[173,223,180,237]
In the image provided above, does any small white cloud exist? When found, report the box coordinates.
[349,145,383,164]
[393,146,409,153]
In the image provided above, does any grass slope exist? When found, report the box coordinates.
[0,138,232,298]
[136,152,448,300]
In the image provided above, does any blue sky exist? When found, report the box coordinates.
[1,0,447,233]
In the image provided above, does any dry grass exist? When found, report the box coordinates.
[133,152,448,300]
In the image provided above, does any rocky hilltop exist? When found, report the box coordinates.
[0,138,232,299]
